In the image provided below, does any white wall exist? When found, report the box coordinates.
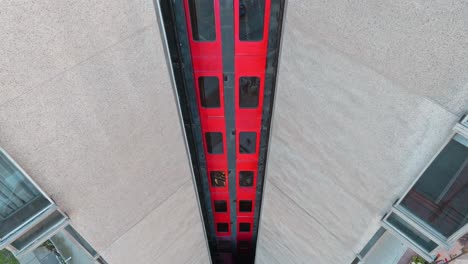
[0,0,209,263]
[256,1,467,263]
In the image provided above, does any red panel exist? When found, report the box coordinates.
[234,0,271,56]
[183,0,222,58]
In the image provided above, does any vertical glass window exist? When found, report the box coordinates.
[199,77,220,108]
[239,0,265,41]
[386,213,438,252]
[0,151,51,239]
[205,132,224,154]
[217,223,229,233]
[239,77,260,108]
[188,0,216,41]
[239,223,251,232]
[400,135,468,237]
[239,171,254,187]
[239,200,252,212]
[211,171,226,187]
[214,200,227,212]
[239,132,256,154]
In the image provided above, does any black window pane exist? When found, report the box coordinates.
[188,0,216,41]
[401,135,468,237]
[386,213,438,252]
[239,0,265,41]
[199,77,220,108]
[239,132,256,154]
[239,223,251,232]
[214,200,227,212]
[206,132,223,154]
[211,171,226,187]
[217,240,231,252]
[239,77,260,108]
[239,200,252,212]
[217,223,229,232]
[239,171,254,187]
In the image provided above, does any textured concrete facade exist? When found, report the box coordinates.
[0,0,209,263]
[256,1,467,263]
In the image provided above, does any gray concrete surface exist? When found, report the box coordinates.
[0,0,209,263]
[256,1,467,263]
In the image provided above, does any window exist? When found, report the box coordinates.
[385,213,438,252]
[0,150,52,239]
[239,0,265,41]
[239,132,256,154]
[188,0,216,41]
[211,171,226,187]
[214,200,227,213]
[205,132,223,154]
[217,240,231,252]
[199,77,220,108]
[239,223,251,232]
[400,134,468,237]
[11,211,67,251]
[239,200,252,212]
[217,223,229,233]
[239,171,254,187]
[239,77,260,108]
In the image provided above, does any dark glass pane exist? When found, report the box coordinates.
[239,200,252,212]
[401,135,468,237]
[188,0,216,41]
[199,77,220,108]
[239,77,260,108]
[217,223,229,232]
[211,171,226,187]
[214,200,227,212]
[239,132,256,154]
[386,213,438,252]
[0,152,51,239]
[239,0,265,41]
[11,211,65,250]
[217,240,231,252]
[239,171,254,187]
[205,132,224,154]
[239,223,251,232]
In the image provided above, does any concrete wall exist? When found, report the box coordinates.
[256,1,467,263]
[0,0,209,263]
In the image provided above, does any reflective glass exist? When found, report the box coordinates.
[401,135,468,237]
[239,200,252,212]
[188,0,216,41]
[199,77,220,108]
[211,171,226,187]
[239,77,260,108]
[239,171,254,187]
[0,152,51,239]
[214,200,227,212]
[11,211,65,250]
[205,132,224,154]
[239,0,265,41]
[239,132,256,154]
[386,213,438,252]
[239,223,251,232]
[217,223,229,233]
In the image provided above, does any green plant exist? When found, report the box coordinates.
[411,255,426,264]
[0,249,20,264]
